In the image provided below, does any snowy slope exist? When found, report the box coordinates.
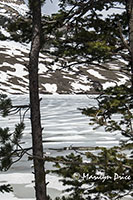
[0,0,28,19]
[0,0,130,94]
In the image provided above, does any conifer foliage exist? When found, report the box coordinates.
[0,94,26,193]
[48,0,128,65]
[1,0,133,199]
[47,1,133,199]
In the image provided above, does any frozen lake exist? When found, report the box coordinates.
[0,95,127,200]
[0,94,124,149]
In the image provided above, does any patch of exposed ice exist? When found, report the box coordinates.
[0,173,33,185]
[0,192,34,200]
[96,141,119,144]
[45,135,85,141]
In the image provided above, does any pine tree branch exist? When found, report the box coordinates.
[11,105,29,109]
[28,155,132,170]
[114,191,132,200]
[6,150,25,170]
[5,146,33,170]
[118,22,131,53]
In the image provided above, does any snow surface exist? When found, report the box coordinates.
[0,173,67,200]
[0,40,30,53]
[42,83,58,93]
[71,81,91,92]
[0,71,8,82]
[7,63,27,78]
[0,1,29,17]
[117,73,129,85]
[0,1,130,95]
[78,75,89,84]
[39,63,48,73]
[88,69,106,80]
[0,26,10,37]
[0,38,130,94]
[102,81,116,89]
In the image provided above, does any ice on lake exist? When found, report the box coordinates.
[0,95,127,200]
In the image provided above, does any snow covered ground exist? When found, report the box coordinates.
[0,0,130,94]
[0,1,132,198]
[0,173,68,200]
[0,38,130,94]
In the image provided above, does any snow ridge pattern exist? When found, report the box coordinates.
[0,0,130,94]
[0,0,28,18]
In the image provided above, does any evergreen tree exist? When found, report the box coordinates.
[0,94,27,193]
[28,0,47,199]
[1,0,133,199]
[44,0,133,87]
[0,1,48,199]
[44,1,133,199]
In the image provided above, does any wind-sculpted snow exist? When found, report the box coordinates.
[0,0,28,19]
[0,38,130,94]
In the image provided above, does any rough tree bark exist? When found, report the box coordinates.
[28,0,47,200]
[126,0,133,88]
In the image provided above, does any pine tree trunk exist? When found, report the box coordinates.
[28,1,47,200]
[126,0,133,88]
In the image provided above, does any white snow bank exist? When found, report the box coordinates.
[0,2,29,16]
[42,83,57,93]
[39,63,48,73]
[88,69,106,80]
[0,173,33,185]
[8,63,28,78]
[102,82,116,89]
[71,82,91,92]
[0,26,10,37]
[0,173,67,200]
